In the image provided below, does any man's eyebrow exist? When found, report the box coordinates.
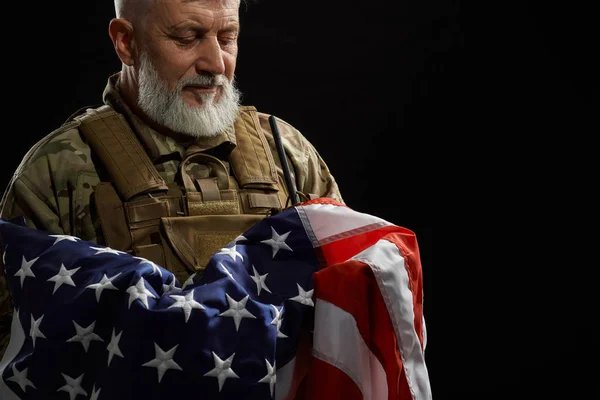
[170,21,240,33]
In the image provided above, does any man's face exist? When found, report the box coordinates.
[135,0,241,137]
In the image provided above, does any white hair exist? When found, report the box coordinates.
[137,51,242,138]
[114,0,245,18]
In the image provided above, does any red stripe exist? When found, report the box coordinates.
[383,232,425,348]
[299,357,364,400]
[314,258,414,399]
[319,225,408,267]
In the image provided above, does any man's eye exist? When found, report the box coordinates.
[174,36,197,45]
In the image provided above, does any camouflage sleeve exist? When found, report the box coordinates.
[0,124,98,360]
[0,170,69,360]
[296,139,344,204]
[257,113,344,204]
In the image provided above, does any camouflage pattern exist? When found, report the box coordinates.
[0,72,343,358]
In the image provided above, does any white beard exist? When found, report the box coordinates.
[137,52,242,138]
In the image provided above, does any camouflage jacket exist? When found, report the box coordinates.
[0,73,343,358]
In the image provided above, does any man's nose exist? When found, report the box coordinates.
[194,37,226,76]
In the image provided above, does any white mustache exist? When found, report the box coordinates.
[179,74,227,88]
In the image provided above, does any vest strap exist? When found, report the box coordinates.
[76,106,169,200]
[230,106,279,189]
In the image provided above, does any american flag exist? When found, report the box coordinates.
[0,198,430,399]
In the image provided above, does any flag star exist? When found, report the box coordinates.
[49,234,80,245]
[7,363,36,392]
[270,305,288,338]
[181,272,197,290]
[14,256,39,288]
[258,359,276,398]
[217,245,244,262]
[169,290,205,323]
[162,277,182,295]
[142,343,183,383]
[90,385,101,400]
[219,262,236,282]
[227,234,247,246]
[57,373,87,400]
[260,227,293,258]
[203,352,239,392]
[133,256,163,277]
[289,283,314,307]
[107,328,124,367]
[67,320,104,352]
[250,265,272,296]
[86,273,120,302]
[29,314,46,347]
[219,294,256,331]
[47,264,81,294]
[89,246,126,256]
[126,277,156,309]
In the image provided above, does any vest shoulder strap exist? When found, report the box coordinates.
[230,106,280,189]
[75,105,168,200]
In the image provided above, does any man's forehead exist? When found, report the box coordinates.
[179,0,240,6]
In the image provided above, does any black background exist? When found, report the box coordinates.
[2,0,597,398]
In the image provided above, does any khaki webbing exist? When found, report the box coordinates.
[230,106,279,188]
[76,107,169,200]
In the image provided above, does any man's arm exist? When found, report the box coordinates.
[0,173,69,359]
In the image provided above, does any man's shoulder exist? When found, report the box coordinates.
[12,116,97,186]
[242,106,309,149]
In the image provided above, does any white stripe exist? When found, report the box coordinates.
[298,203,393,246]
[422,315,427,351]
[313,299,388,399]
[354,240,432,400]
[275,357,295,400]
[0,309,25,400]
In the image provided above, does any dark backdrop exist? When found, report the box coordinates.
[4,0,598,398]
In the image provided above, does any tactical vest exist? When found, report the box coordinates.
[73,105,292,284]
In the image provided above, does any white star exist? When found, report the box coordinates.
[89,246,126,256]
[227,235,247,246]
[219,262,236,282]
[66,321,104,352]
[217,245,244,262]
[14,256,39,288]
[169,290,205,323]
[47,264,81,294]
[162,277,182,295]
[133,256,163,277]
[219,294,256,331]
[270,305,288,338]
[126,277,156,309]
[90,385,101,400]
[49,234,80,245]
[57,373,87,400]
[260,227,293,258]
[29,314,46,347]
[203,352,239,392]
[7,363,36,392]
[289,283,314,307]
[181,273,197,290]
[250,265,271,296]
[107,328,124,367]
[258,359,276,398]
[142,343,183,383]
[86,273,120,302]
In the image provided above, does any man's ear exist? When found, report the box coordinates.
[108,18,137,66]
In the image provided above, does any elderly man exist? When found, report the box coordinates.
[0,0,343,358]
